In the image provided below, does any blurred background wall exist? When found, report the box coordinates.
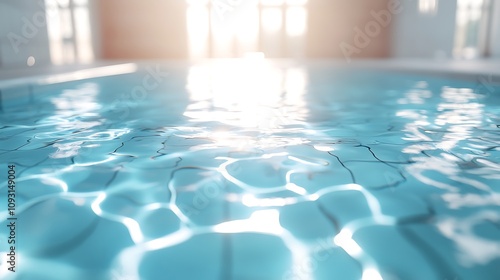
[98,0,187,59]
[392,0,458,59]
[0,0,497,70]
[0,0,52,67]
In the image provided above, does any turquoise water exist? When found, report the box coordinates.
[1,60,500,280]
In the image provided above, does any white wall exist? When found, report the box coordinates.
[391,0,458,58]
[88,0,101,61]
[0,0,51,69]
[489,0,500,57]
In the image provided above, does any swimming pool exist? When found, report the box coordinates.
[0,60,499,280]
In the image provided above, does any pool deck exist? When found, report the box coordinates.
[1,58,500,89]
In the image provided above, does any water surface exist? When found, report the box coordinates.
[0,60,499,280]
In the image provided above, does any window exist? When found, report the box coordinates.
[186,0,308,59]
[45,0,94,65]
[453,0,492,58]
[419,0,438,15]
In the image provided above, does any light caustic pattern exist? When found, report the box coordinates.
[0,60,500,280]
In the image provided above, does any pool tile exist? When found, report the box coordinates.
[354,225,440,280]
[279,201,338,240]
[230,233,291,280]
[317,191,374,229]
[139,233,224,280]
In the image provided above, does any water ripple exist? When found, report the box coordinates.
[1,62,499,280]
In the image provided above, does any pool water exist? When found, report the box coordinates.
[1,60,499,280]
